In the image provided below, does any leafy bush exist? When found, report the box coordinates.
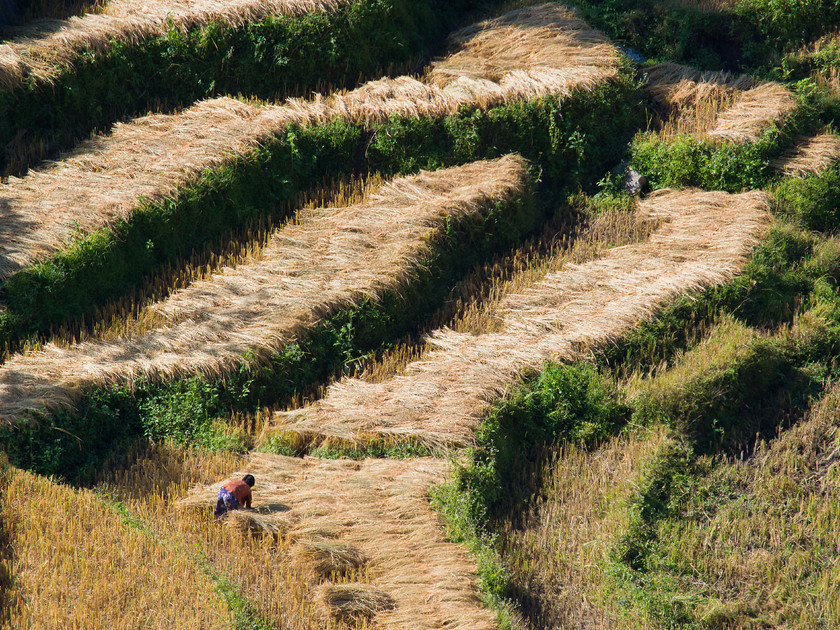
[773,162,840,231]
[454,362,629,525]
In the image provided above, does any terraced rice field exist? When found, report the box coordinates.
[4,0,840,628]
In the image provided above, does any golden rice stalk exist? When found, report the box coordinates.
[0,156,529,422]
[290,539,369,579]
[0,0,350,90]
[770,131,840,177]
[185,453,495,629]
[0,465,230,629]
[223,509,292,541]
[643,62,755,110]
[708,82,798,143]
[0,3,620,279]
[312,583,396,621]
[269,189,770,451]
[644,62,796,140]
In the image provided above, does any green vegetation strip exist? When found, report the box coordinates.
[0,0,485,174]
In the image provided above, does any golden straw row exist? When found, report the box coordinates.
[770,130,840,176]
[267,188,770,451]
[0,156,529,422]
[181,452,496,630]
[0,0,349,89]
[643,62,797,141]
[0,2,621,280]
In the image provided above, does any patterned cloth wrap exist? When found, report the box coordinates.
[214,487,240,517]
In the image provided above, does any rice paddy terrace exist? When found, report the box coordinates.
[3,0,840,628]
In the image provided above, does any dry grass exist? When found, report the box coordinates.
[221,508,291,541]
[0,2,620,280]
[624,313,763,399]
[291,539,370,579]
[37,173,379,351]
[643,62,796,141]
[0,156,529,422]
[267,188,770,451]
[343,196,650,385]
[770,130,840,176]
[0,0,349,90]
[708,82,799,142]
[0,462,233,629]
[500,427,672,628]
[182,452,497,629]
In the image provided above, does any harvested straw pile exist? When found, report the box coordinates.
[770,131,840,176]
[0,0,348,90]
[0,3,620,279]
[0,97,275,279]
[708,82,798,142]
[644,62,796,141]
[0,156,528,422]
[312,583,396,622]
[223,509,292,541]
[270,188,770,450]
[184,452,496,629]
[290,539,370,579]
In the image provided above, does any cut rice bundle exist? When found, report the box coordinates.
[770,131,840,177]
[644,62,797,141]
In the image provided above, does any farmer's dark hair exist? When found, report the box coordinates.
[243,474,255,487]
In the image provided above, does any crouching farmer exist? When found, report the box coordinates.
[214,474,255,517]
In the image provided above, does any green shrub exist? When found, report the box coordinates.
[773,162,840,231]
[569,0,840,71]
[454,362,629,525]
